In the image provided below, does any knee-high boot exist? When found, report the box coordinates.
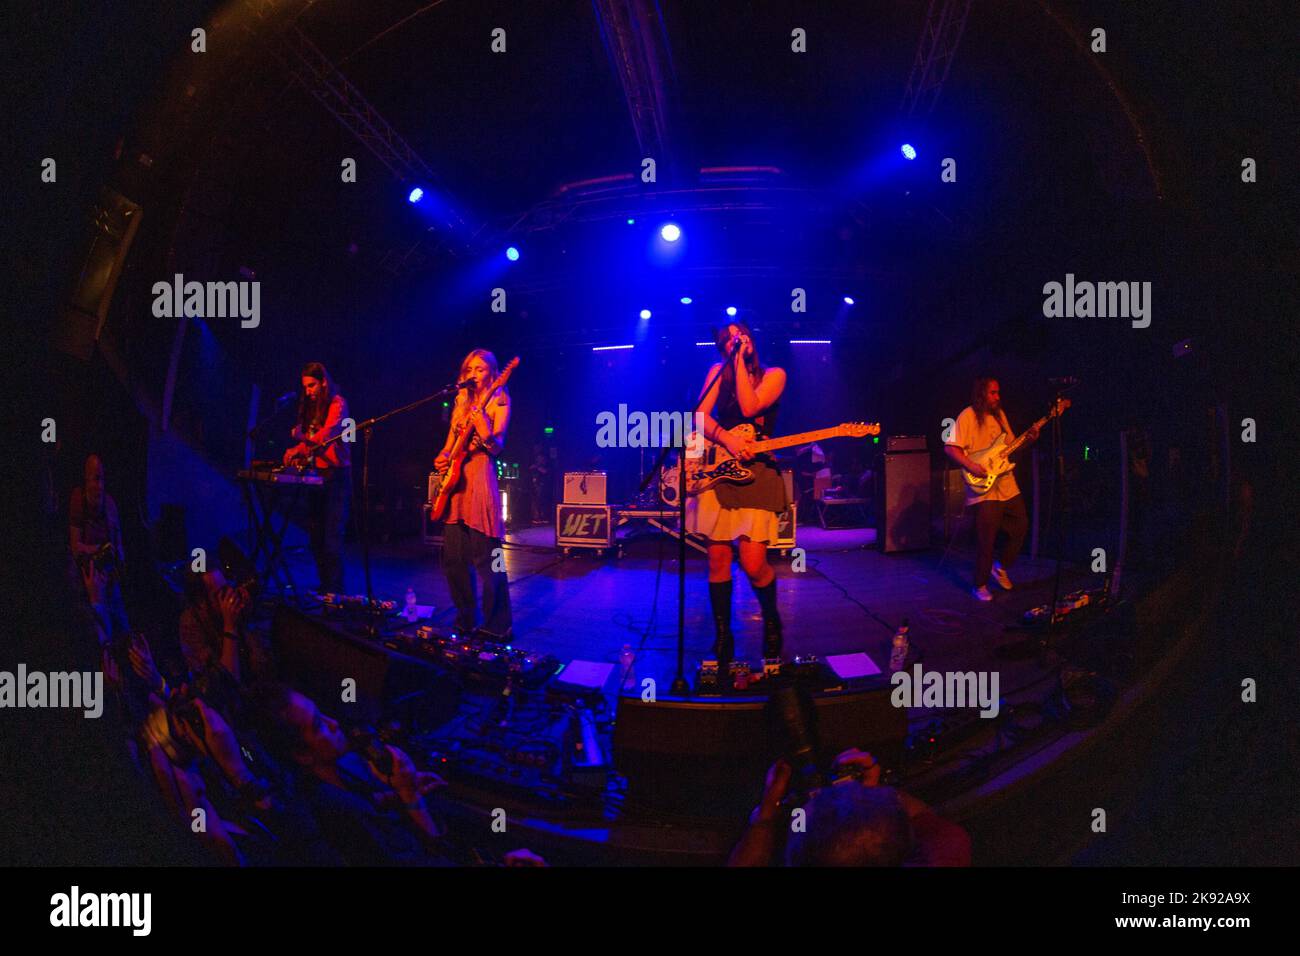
[708,580,734,663]
[754,579,783,659]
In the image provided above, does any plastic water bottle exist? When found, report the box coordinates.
[889,619,910,673]
[618,644,636,690]
[404,587,417,621]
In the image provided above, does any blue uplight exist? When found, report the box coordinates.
[639,309,651,320]
[408,187,425,203]
[900,144,917,161]
[660,222,681,242]
[506,246,520,262]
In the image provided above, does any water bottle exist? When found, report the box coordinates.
[404,587,417,621]
[618,644,636,691]
[889,619,910,673]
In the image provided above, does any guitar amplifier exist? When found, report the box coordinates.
[886,435,928,453]
[564,471,607,505]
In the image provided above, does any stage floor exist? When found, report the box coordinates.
[283,523,1095,717]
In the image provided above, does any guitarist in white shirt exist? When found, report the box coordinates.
[943,378,1040,602]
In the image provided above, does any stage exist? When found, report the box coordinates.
[283,523,1095,701]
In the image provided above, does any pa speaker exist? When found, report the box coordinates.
[612,683,906,819]
[271,606,460,727]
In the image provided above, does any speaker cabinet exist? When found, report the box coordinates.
[612,684,906,819]
[271,606,460,727]
[880,450,931,552]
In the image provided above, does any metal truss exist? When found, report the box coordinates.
[901,0,973,115]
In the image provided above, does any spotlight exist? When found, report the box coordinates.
[659,222,681,242]
[725,306,737,317]
[506,246,520,262]
[627,218,636,225]
[680,296,693,305]
[407,187,425,204]
[639,309,651,320]
[843,296,855,305]
[900,144,917,161]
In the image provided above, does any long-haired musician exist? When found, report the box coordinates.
[283,362,351,594]
[693,322,789,661]
[434,349,512,638]
[943,377,1040,601]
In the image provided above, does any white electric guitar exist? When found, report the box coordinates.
[962,398,1071,493]
[661,421,879,501]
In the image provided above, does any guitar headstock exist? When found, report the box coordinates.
[1051,397,1072,416]
[489,357,521,393]
[839,422,881,438]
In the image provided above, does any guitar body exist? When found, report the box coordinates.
[429,357,520,521]
[960,398,1071,494]
[429,454,468,520]
[963,434,1014,494]
[661,421,879,501]
[679,423,761,496]
[283,442,335,473]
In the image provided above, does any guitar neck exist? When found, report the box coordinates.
[752,427,849,454]
[1003,412,1052,456]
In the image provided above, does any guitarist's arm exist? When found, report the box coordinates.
[944,408,987,478]
[473,396,510,456]
[696,364,748,460]
[944,443,987,479]
[307,395,349,469]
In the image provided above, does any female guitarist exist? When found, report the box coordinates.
[693,322,788,662]
[433,349,512,638]
[282,362,351,594]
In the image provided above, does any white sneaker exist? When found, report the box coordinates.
[991,563,1013,590]
[971,586,993,602]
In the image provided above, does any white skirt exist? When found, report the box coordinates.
[688,488,779,544]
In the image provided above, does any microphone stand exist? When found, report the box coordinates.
[638,346,737,696]
[308,383,463,637]
[1046,387,1069,637]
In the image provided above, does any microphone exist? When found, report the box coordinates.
[728,337,744,358]
[456,379,475,390]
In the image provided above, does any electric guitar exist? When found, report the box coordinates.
[962,397,1071,493]
[662,421,879,500]
[429,357,520,520]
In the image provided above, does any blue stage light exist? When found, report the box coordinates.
[627,218,636,225]
[680,296,693,305]
[900,144,917,161]
[660,222,681,242]
[408,187,425,204]
[843,296,855,305]
[506,246,520,261]
[639,309,651,320]
[725,306,737,317]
